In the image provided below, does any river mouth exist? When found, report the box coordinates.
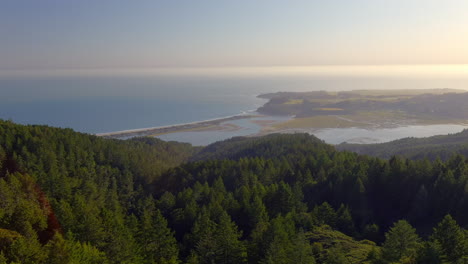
[156,115,291,146]
[155,115,468,146]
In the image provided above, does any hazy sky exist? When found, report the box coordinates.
[2,0,468,70]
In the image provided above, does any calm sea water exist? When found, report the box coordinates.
[0,76,270,133]
[313,124,468,145]
[1,67,468,144]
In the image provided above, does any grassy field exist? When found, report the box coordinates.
[284,99,304,104]
[348,88,464,96]
[262,88,467,108]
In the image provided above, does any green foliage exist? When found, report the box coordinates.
[0,120,192,263]
[44,233,71,264]
[69,240,108,264]
[260,215,296,264]
[415,241,442,264]
[324,246,349,264]
[139,207,179,264]
[8,236,47,264]
[43,232,108,264]
[382,220,420,262]
[336,204,356,236]
[3,120,468,263]
[307,225,375,263]
[313,202,338,227]
[431,215,467,263]
[260,222,316,264]
[0,172,50,264]
[189,208,246,264]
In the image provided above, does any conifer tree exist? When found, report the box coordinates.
[213,211,246,264]
[336,204,355,235]
[431,215,467,263]
[382,220,420,262]
[139,209,179,264]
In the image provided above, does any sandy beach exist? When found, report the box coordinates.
[96,114,257,139]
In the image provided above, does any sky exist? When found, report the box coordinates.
[1,0,468,71]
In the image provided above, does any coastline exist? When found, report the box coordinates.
[96,113,258,139]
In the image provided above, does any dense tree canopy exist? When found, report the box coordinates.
[1,120,468,263]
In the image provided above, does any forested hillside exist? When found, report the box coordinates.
[1,120,468,263]
[0,120,195,263]
[338,129,468,160]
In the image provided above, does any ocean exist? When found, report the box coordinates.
[0,76,269,134]
[1,66,468,145]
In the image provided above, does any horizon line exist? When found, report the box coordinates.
[2,64,468,78]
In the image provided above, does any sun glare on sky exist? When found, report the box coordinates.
[1,0,468,72]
